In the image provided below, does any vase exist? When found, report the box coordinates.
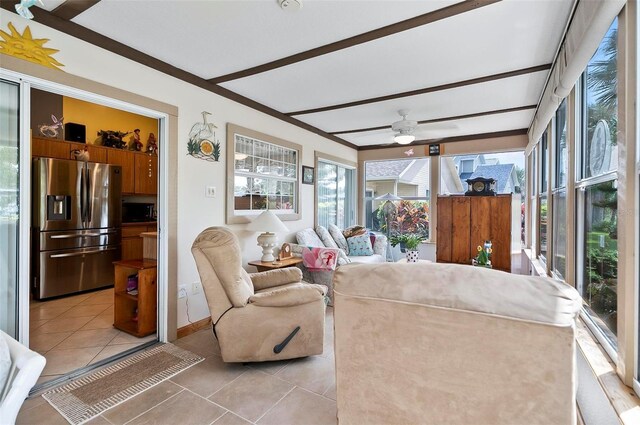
[406,250,420,263]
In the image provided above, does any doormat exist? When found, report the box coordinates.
[43,343,203,425]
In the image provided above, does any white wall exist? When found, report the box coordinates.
[0,10,357,328]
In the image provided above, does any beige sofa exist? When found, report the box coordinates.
[333,262,581,425]
[191,227,327,363]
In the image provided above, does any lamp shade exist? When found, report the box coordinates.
[394,134,415,145]
[374,192,402,201]
[247,210,288,233]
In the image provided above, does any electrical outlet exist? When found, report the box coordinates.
[178,284,188,299]
[205,186,216,198]
[192,281,202,295]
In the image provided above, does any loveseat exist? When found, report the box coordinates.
[291,225,387,302]
[332,261,581,425]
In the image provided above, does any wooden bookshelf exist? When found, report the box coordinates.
[113,259,157,337]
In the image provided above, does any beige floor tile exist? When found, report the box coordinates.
[79,293,114,306]
[84,415,112,425]
[102,380,183,424]
[30,319,48,330]
[19,394,48,413]
[37,316,94,334]
[89,343,141,365]
[127,390,225,425]
[42,346,102,375]
[323,382,337,400]
[256,387,337,425]
[29,331,72,352]
[246,359,290,375]
[174,329,221,358]
[55,328,119,350]
[16,400,69,425]
[109,332,157,345]
[208,370,294,422]
[99,305,115,317]
[29,305,71,321]
[81,314,115,330]
[170,356,247,398]
[57,303,111,319]
[276,355,335,395]
[212,412,252,425]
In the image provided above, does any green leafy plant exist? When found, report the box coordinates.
[376,200,429,239]
[187,137,200,155]
[389,233,425,251]
[212,141,221,161]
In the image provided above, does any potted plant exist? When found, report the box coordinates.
[390,234,425,263]
[472,240,493,268]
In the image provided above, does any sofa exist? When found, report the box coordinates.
[291,225,387,302]
[333,262,582,425]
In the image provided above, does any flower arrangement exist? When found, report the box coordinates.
[473,240,493,267]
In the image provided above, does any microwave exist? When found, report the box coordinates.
[122,202,155,222]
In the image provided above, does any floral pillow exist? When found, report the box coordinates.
[347,234,374,256]
[302,247,339,271]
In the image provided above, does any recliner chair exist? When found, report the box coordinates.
[191,227,327,362]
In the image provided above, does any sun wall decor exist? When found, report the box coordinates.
[0,22,64,70]
[187,111,221,162]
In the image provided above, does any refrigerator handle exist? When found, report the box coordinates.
[80,167,87,225]
[86,167,92,223]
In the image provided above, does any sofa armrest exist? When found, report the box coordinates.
[249,268,303,291]
[248,283,327,307]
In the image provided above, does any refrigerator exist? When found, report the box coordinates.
[32,158,122,299]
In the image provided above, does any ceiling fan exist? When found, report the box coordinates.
[391,109,418,145]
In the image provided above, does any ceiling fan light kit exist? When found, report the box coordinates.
[394,134,415,145]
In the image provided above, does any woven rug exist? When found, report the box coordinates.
[43,343,203,425]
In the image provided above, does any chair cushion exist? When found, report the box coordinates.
[329,224,350,255]
[296,228,325,247]
[0,333,11,401]
[348,254,386,264]
[347,234,374,256]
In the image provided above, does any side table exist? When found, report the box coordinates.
[248,257,304,272]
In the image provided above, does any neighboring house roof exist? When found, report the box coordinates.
[459,172,474,181]
[469,164,518,193]
[365,159,415,179]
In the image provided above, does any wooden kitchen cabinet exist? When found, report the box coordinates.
[121,223,157,260]
[67,141,108,163]
[31,137,70,159]
[437,194,520,272]
[113,259,157,337]
[134,153,158,195]
[107,149,135,194]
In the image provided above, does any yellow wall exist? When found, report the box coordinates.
[63,96,158,150]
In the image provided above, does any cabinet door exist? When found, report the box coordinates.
[469,197,492,260]
[31,137,70,159]
[489,196,512,272]
[436,197,453,263]
[107,149,135,193]
[451,197,471,264]
[66,142,108,163]
[134,154,157,195]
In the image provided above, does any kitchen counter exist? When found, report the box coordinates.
[122,221,157,227]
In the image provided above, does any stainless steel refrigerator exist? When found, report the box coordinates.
[32,158,122,299]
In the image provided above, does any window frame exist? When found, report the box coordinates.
[552,100,568,279]
[226,123,302,224]
[314,151,357,229]
[538,131,549,263]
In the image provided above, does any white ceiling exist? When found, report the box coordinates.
[37,0,575,148]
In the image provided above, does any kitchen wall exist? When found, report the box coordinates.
[0,11,358,328]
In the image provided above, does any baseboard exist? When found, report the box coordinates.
[177,317,211,339]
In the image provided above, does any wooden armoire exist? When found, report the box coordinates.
[436,194,520,272]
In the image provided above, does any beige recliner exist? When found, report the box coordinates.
[191,227,327,363]
[333,262,582,425]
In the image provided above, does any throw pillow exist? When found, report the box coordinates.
[317,225,351,265]
[0,334,12,399]
[296,228,324,247]
[343,225,367,239]
[329,224,350,255]
[347,234,374,256]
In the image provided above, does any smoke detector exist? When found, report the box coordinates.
[279,0,303,11]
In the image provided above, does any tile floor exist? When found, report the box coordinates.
[18,308,336,425]
[30,288,156,385]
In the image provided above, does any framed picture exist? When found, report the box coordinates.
[302,166,314,185]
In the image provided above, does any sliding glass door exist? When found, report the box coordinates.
[317,160,355,229]
[0,79,21,337]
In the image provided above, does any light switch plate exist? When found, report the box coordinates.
[205,186,216,198]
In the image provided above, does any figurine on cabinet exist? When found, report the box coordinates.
[146,132,158,155]
[129,129,143,151]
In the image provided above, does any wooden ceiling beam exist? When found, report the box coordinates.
[208,0,502,84]
[357,129,528,150]
[0,3,357,150]
[331,105,537,135]
[50,0,101,21]
[287,64,551,116]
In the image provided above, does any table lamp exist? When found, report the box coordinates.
[247,210,289,262]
